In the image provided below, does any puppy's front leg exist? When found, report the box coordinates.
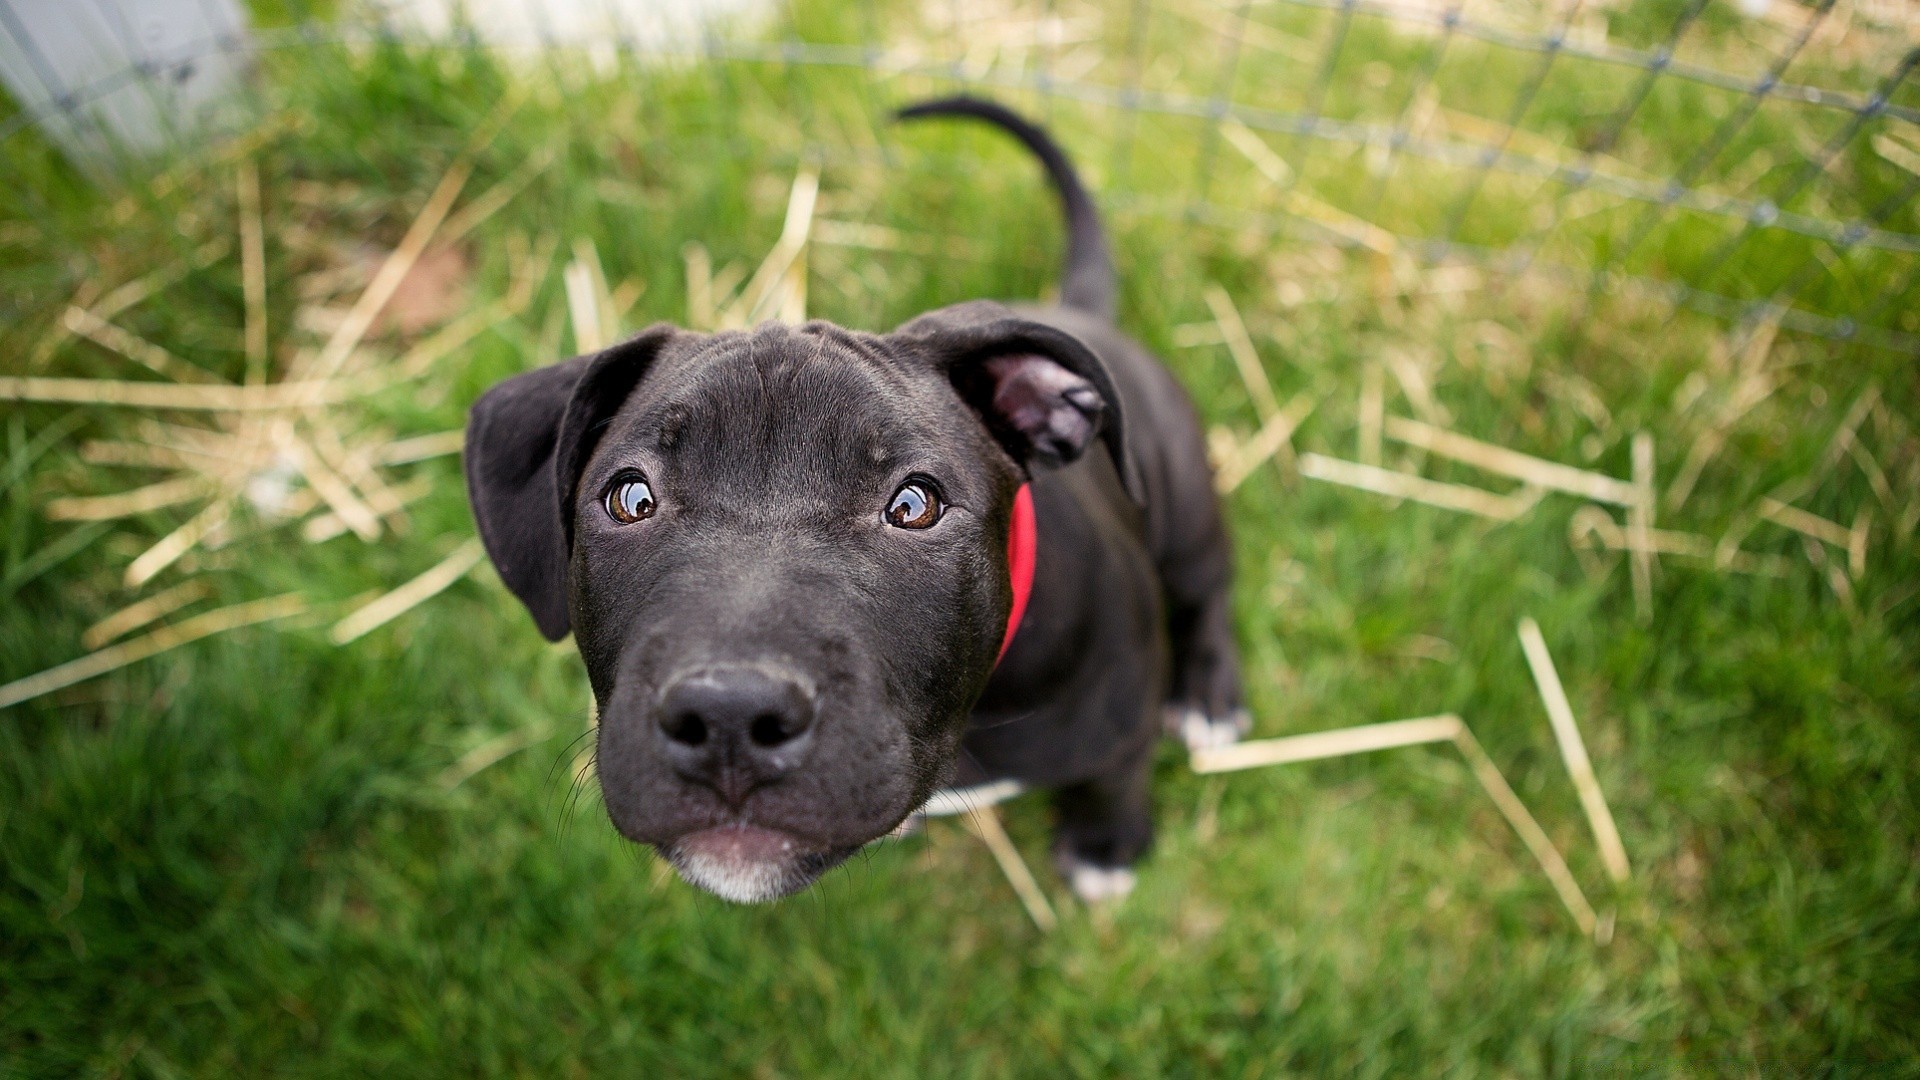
[1166,584,1253,752]
[1051,742,1155,903]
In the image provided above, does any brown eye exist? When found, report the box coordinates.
[605,473,655,524]
[885,481,941,529]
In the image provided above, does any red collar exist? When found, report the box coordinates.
[995,483,1037,664]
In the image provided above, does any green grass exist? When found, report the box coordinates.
[4,2,1920,1074]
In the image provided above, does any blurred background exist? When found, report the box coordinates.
[3,0,1917,1073]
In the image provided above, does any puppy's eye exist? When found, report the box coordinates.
[604,472,656,524]
[885,481,941,529]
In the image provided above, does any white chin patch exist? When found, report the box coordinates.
[664,826,821,903]
[670,850,798,904]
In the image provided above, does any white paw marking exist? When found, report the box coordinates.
[1066,860,1138,904]
[1176,706,1251,753]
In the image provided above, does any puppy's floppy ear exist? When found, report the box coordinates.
[463,325,678,640]
[889,301,1138,499]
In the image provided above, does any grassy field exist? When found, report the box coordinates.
[4,0,1920,1074]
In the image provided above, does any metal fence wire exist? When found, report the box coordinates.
[4,0,1919,353]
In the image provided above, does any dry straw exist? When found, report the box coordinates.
[238,157,269,385]
[375,431,464,465]
[1567,505,1788,576]
[1384,416,1640,506]
[330,540,485,645]
[724,167,820,329]
[126,501,229,588]
[0,376,360,411]
[64,307,219,385]
[296,84,523,390]
[1759,497,1852,549]
[1220,120,1397,255]
[0,594,305,711]
[80,580,213,650]
[1298,453,1545,520]
[1629,432,1656,621]
[45,477,208,522]
[1204,284,1281,422]
[1517,619,1630,884]
[440,723,552,790]
[1192,714,1600,937]
[962,804,1059,933]
[1215,395,1316,494]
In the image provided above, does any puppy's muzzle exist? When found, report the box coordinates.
[655,664,817,806]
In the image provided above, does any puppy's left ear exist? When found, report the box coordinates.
[890,301,1139,500]
[463,325,678,640]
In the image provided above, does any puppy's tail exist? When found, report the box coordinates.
[897,96,1115,321]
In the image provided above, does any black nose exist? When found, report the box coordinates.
[656,666,816,804]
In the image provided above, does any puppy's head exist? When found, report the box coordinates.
[464,301,1128,901]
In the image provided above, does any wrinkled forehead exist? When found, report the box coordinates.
[600,325,986,490]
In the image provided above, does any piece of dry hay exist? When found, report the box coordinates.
[284,434,381,542]
[1219,118,1294,187]
[565,236,615,354]
[388,297,525,382]
[1299,453,1545,520]
[1628,432,1655,621]
[238,157,269,386]
[31,240,233,369]
[330,539,484,644]
[1665,321,1779,512]
[1358,362,1384,466]
[440,722,552,790]
[78,440,191,470]
[1800,533,1855,606]
[1383,347,1450,427]
[1214,394,1316,493]
[1385,416,1641,506]
[303,475,433,544]
[718,166,820,329]
[294,84,522,387]
[1517,619,1629,884]
[301,165,471,382]
[0,376,359,411]
[813,219,927,253]
[45,477,209,522]
[1817,384,1881,481]
[1171,321,1226,349]
[1568,505,1788,577]
[683,242,714,329]
[308,419,408,528]
[1849,507,1873,579]
[440,141,558,245]
[1846,438,1897,511]
[80,580,214,650]
[376,431,464,465]
[1220,120,1397,254]
[1192,713,1598,937]
[126,501,229,588]
[0,594,304,710]
[962,803,1058,933]
[1191,714,1463,772]
[1203,284,1281,422]
[1759,497,1851,548]
[63,308,221,385]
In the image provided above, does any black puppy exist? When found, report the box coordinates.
[464,97,1247,904]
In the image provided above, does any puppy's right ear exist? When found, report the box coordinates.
[463,326,677,640]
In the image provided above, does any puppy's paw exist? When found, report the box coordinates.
[1061,856,1138,905]
[1168,704,1252,753]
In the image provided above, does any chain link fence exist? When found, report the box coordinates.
[5,0,1918,352]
